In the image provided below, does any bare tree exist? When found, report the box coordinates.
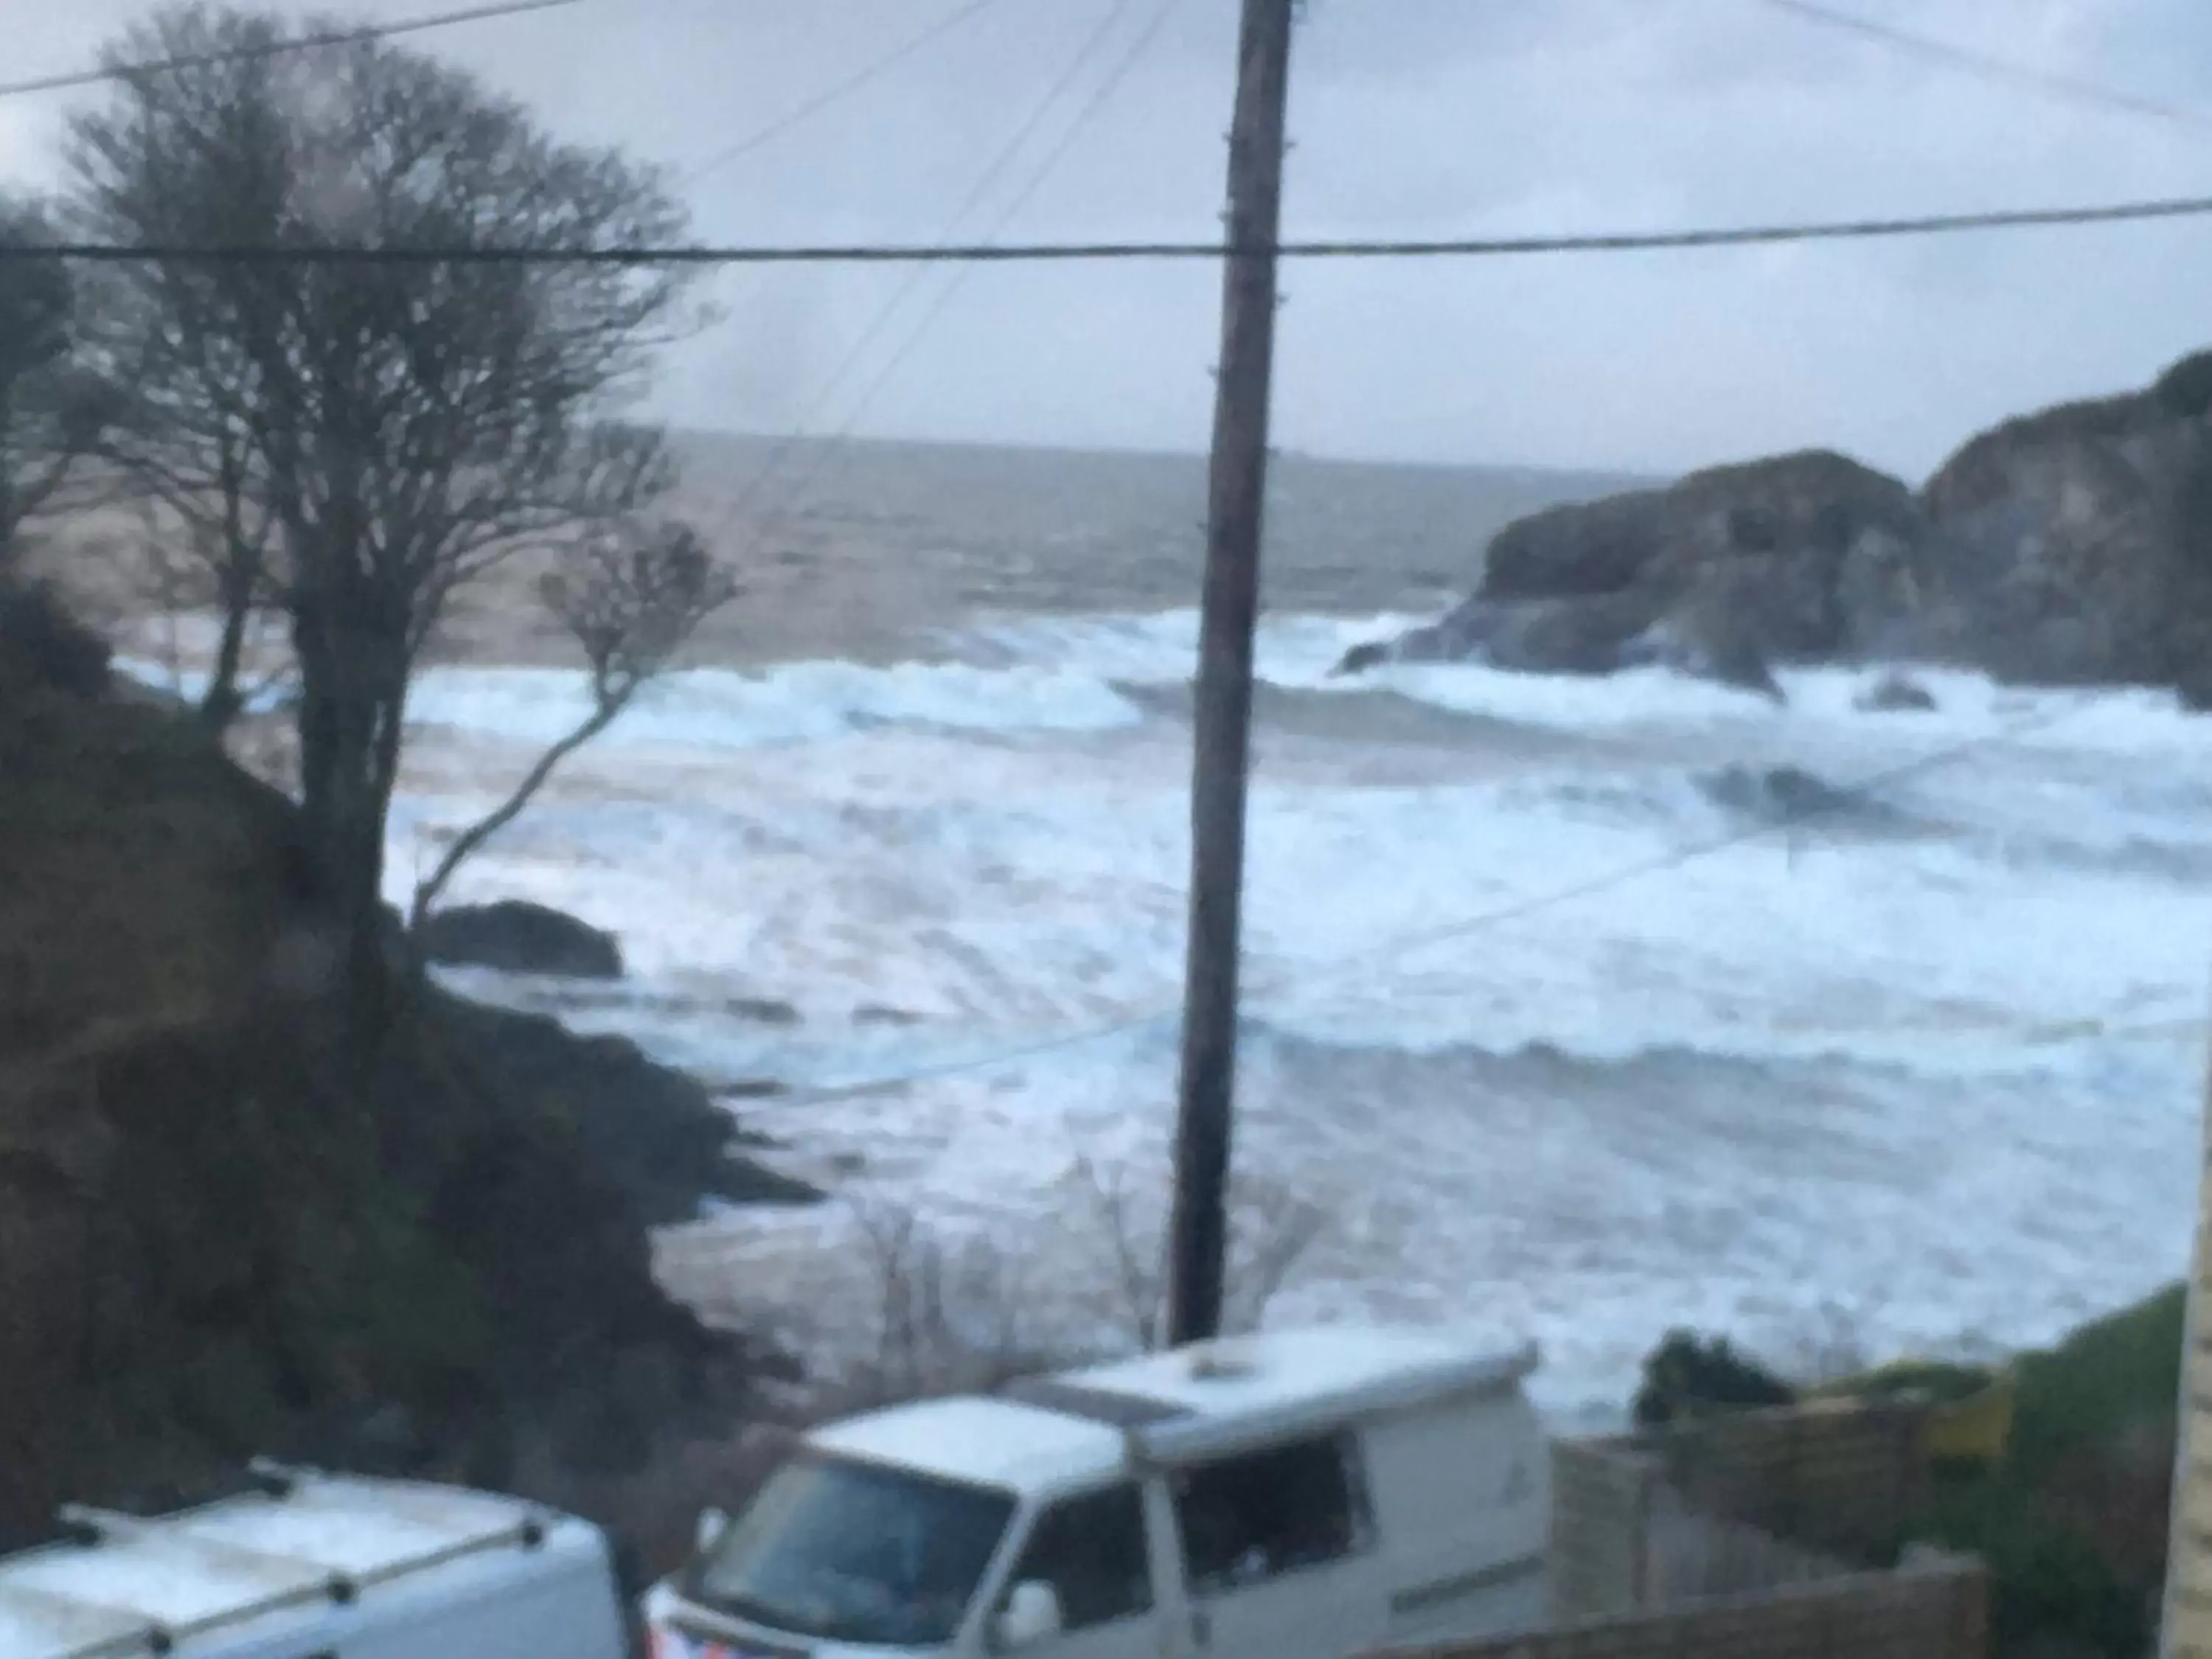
[70,4,712,1040]
[407,515,736,925]
[838,1195,1060,1408]
[67,10,296,731]
[830,1151,1329,1411]
[1055,1150,1327,1351]
[0,197,108,566]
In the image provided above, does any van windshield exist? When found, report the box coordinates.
[690,1450,1016,1647]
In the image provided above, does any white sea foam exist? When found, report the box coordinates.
[386,617,2211,1408]
[405,658,1144,750]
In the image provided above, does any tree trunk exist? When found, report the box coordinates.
[197,480,257,734]
[201,563,252,734]
[292,569,406,1051]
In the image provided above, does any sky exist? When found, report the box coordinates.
[3,0,2211,481]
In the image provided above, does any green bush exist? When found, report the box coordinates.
[1899,1284,2183,1658]
[1632,1329,1795,1427]
[2008,1285,2184,1483]
[1812,1358,1996,1405]
[1913,1474,2148,1658]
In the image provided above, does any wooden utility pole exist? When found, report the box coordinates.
[1166,0,1297,1349]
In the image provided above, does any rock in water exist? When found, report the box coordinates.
[1331,639,1394,677]
[1622,603,1787,702]
[417,899,625,979]
[434,995,823,1214]
[1699,763,1897,830]
[1363,450,1933,686]
[1856,670,1938,712]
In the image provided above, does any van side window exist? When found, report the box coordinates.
[1004,1484,1153,1631]
[1172,1433,1371,1595]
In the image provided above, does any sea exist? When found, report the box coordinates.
[128,435,2212,1424]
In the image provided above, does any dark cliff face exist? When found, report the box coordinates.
[0,585,803,1552]
[1915,350,2212,686]
[1369,449,1936,689]
[1340,351,2212,698]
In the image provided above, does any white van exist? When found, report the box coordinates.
[644,1325,1548,1659]
[0,1461,631,1659]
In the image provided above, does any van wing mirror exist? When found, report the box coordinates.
[695,1506,730,1557]
[994,1581,1064,1650]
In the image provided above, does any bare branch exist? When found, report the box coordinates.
[408,517,734,923]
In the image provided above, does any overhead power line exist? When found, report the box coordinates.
[0,0,583,101]
[777,696,2089,1109]
[1756,0,2212,134]
[681,0,1017,188]
[15,189,2212,265]
[750,0,1189,535]
[706,0,1172,545]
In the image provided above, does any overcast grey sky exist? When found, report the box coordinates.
[4,0,2209,480]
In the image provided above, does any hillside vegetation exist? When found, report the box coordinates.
[0,581,800,1572]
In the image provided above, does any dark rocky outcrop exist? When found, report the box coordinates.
[1913,350,2212,686]
[1337,350,2212,696]
[1857,670,1938,712]
[417,899,625,980]
[1343,451,1930,692]
[853,1004,923,1028]
[724,996,801,1026]
[1697,764,1904,831]
[0,589,800,1557]
[442,998,821,1213]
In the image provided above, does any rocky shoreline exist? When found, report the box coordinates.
[0,587,818,1558]
[1335,349,2212,706]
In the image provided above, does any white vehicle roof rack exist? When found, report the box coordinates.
[0,1461,557,1659]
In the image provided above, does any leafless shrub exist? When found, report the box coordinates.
[827,1147,1329,1413]
[834,1197,1063,1408]
[1054,1147,1329,1352]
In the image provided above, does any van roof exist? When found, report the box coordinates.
[808,1325,1538,1496]
[1051,1325,1539,1462]
[810,1395,1130,1493]
[0,1468,564,1659]
[1056,1324,1533,1426]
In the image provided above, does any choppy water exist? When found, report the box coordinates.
[367,585,2209,1420]
[118,438,2207,1417]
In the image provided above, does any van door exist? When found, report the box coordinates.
[1359,1399,1548,1645]
[985,1482,1164,1659]
[1161,1430,1384,1659]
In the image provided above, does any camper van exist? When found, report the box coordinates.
[645,1325,1549,1659]
[0,1461,631,1659]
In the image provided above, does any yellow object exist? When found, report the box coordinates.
[1803,1361,2017,1467]
[1921,1376,2015,1465]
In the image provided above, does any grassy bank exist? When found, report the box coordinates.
[1909,1287,2183,1659]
